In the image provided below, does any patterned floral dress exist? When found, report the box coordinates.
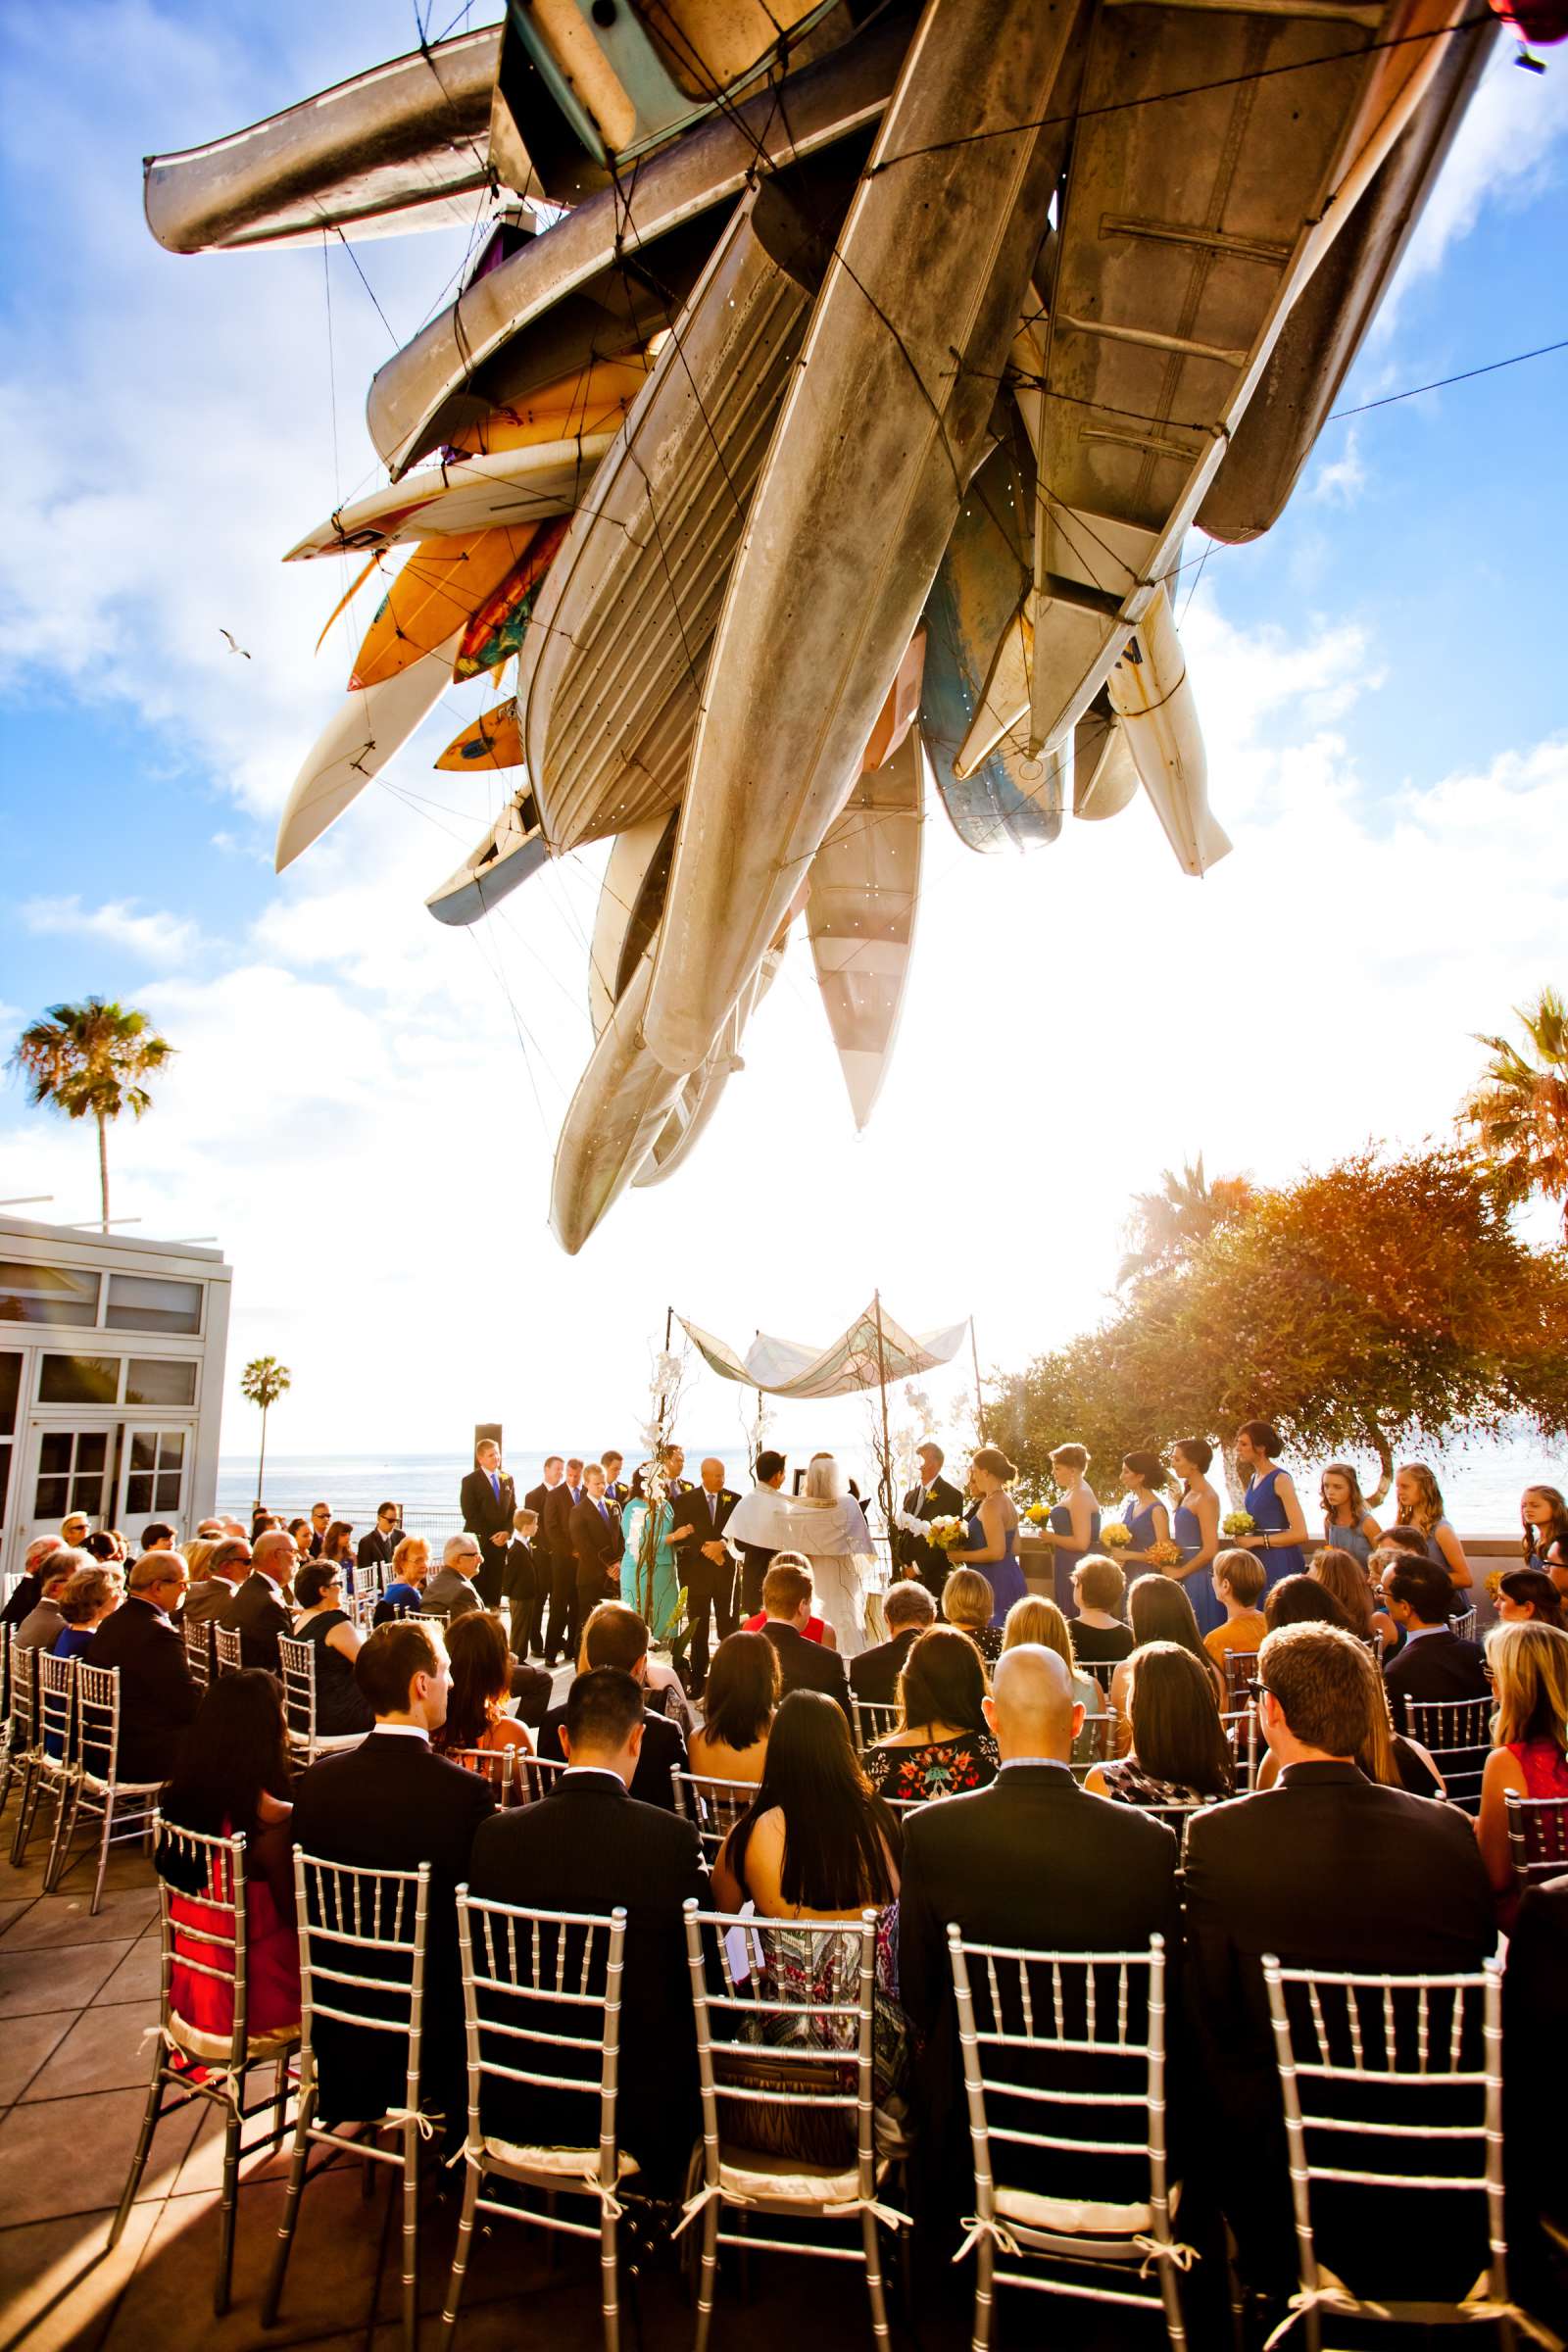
[863,1730,1000,1800]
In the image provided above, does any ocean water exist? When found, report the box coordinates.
[219,1433,1562,1535]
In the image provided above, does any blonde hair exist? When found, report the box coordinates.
[1311,1547,1375,1638]
[1397,1462,1446,1535]
[392,1534,429,1578]
[1003,1593,1074,1674]
[943,1567,996,1635]
[1487,1621,1568,1752]
[1050,1444,1090,1473]
[1072,1554,1125,1613]
[1348,1639,1402,1788]
[1213,1547,1265,1607]
[183,1539,216,1584]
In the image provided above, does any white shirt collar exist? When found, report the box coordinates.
[563,1764,626,1787]
[372,1722,430,1741]
[1000,1756,1073,1775]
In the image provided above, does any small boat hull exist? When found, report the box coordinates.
[1105,585,1228,877]
[808,725,923,1129]
[276,625,464,871]
[283,437,613,564]
[423,790,549,927]
[349,526,537,691]
[1072,696,1138,821]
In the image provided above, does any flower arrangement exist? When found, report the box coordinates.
[927,1516,968,1552]
[1024,1502,1053,1530]
[1147,1540,1184,1570]
[1484,1568,1504,1604]
[1101,1522,1133,1550]
[1221,1511,1256,1539]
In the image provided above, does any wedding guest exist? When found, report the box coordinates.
[318,1522,355,1577]
[466,1667,710,2195]
[542,1458,587,1667]
[356,1503,403,1579]
[1116,1450,1172,1568]
[536,1602,687,1809]
[1319,1464,1382,1569]
[460,1439,515,1608]
[87,1550,198,1782]
[1086,1642,1232,1807]
[753,1559,852,1715]
[1264,1572,1352,1633]
[1496,1566,1566,1630]
[1066,1554,1134,1664]
[1520,1484,1568,1598]
[737,1448,788,1616]
[287,1519,313,1562]
[740,1550,836,1646]
[942,1566,1002,1664]
[140,1523,176,1554]
[865,1626,1000,1799]
[1109,1573,1224,1723]
[1184,1622,1496,2289]
[1395,1462,1472,1591]
[291,1560,374,1737]
[1476,1621,1568,1912]
[1381,1557,1489,1704]
[1202,1548,1267,1671]
[714,1689,901,1918]
[569,1464,624,1655]
[51,1564,122,1657]
[1309,1545,1380,1642]
[675,1457,740,1691]
[307,1501,331,1558]
[2,1535,66,1627]
[292,1619,495,2123]
[1003,1593,1104,1746]
[1169,1438,1223,1635]
[185,1537,249,1625]
[220,1530,296,1672]
[373,1534,430,1625]
[852,1581,936,1706]
[1045,1443,1101,1612]
[422,1534,483,1621]
[16,1552,80,1650]
[946,1446,1026,1625]
[619,1466,678,1641]
[501,1507,543,1653]
[60,1512,91,1550]
[159,1671,300,2039]
[898,1441,966,1597]
[1233,1420,1308,1591]
[689,1630,778,1784]
[432,1609,535,1765]
[82,1530,122,1566]
[1340,1640,1446,1798]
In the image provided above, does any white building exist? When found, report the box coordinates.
[0,1213,232,1576]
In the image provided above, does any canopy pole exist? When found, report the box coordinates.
[872,1289,895,1547]
[970,1317,987,1442]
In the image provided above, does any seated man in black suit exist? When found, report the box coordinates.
[86,1550,200,1783]
[467,1666,710,2195]
[536,1603,687,1809]
[1381,1556,1490,1706]
[1184,1621,1495,2294]
[757,1557,852,1719]
[896,1441,967,1597]
[356,1501,403,1579]
[672,1457,741,1693]
[851,1580,936,1706]
[569,1465,624,1655]
[220,1528,296,1671]
[291,1619,496,2127]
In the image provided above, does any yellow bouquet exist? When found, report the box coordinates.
[1147,1540,1184,1570]
[927,1515,967,1552]
[1221,1511,1256,1539]
[1024,1502,1053,1530]
[1101,1522,1133,1550]
[1485,1568,1504,1603]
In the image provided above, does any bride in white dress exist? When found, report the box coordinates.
[724,1452,876,1655]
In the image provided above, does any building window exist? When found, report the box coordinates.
[0,1262,98,1328]
[34,1429,110,1522]
[0,1352,17,1530]
[124,1429,185,1519]
[38,1355,121,1406]
[124,1358,198,1408]
[105,1275,203,1336]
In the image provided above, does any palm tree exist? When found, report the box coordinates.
[240,1356,292,1506]
[1117,1154,1253,1287]
[1460,987,1568,1237]
[9,998,174,1231]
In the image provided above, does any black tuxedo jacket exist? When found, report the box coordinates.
[1383,1628,1490,1707]
[466,1772,710,2192]
[569,1494,623,1587]
[291,1729,496,2124]
[674,1487,740,1569]
[524,1480,556,1528]
[461,1467,516,1604]
[356,1525,399,1573]
[1503,1877,1568,2308]
[502,1536,541,1620]
[86,1595,200,1783]
[850,1626,923,1707]
[220,1573,294,1672]
[760,1619,852,1717]
[898,1475,966,1588]
[542,1481,585,1563]
[537,1694,687,1810]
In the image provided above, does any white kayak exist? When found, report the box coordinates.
[1104,585,1229,877]
[634,941,787,1189]
[423,788,550,928]
[807,724,923,1130]
[1072,696,1139,822]
[283,437,615,564]
[275,625,465,872]
[642,0,1084,1081]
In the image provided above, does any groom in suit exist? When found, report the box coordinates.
[897,1442,966,1597]
[460,1440,515,1608]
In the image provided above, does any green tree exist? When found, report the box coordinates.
[1460,986,1568,1237]
[9,998,174,1231]
[996,1147,1568,1506]
[1116,1154,1253,1288]
[240,1356,292,1506]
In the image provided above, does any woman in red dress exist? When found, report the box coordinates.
[1477,1619,1568,1925]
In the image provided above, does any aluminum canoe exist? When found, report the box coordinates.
[1073,694,1138,821]
[634,943,787,1188]
[808,724,923,1130]
[1104,584,1228,877]
[518,176,832,857]
[588,817,677,1039]
[424,789,549,928]
[144,27,503,254]
[642,0,1087,1080]
[275,626,465,872]
[283,437,614,564]
[366,19,908,476]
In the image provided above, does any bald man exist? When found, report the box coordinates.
[220,1527,297,1671]
[898,1646,1181,2213]
[673,1456,739,1691]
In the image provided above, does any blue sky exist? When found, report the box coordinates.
[1,7,1565,1465]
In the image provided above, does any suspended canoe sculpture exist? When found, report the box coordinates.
[145,0,1496,1244]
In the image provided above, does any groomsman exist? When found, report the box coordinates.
[737,1449,787,1616]
[673,1457,740,1691]
[897,1441,965,1597]
[543,1458,587,1666]
[660,1444,691,1499]
[524,1456,564,1657]
[601,1451,630,1506]
[460,1440,516,1609]
[569,1466,624,1654]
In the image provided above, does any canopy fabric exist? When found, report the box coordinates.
[676,1299,969,1398]
[724,1488,874,1560]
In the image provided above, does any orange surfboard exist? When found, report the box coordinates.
[454,518,570,681]
[435,700,524,771]
[348,524,536,690]
[447,356,655,458]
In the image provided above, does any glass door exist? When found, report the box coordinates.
[24,1422,113,1548]
[118,1426,188,1530]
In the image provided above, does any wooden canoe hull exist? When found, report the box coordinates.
[1104,585,1228,877]
[283,437,613,564]
[1073,696,1138,821]
[275,626,464,872]
[144,27,502,254]
[808,726,923,1130]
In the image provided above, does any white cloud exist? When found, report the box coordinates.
[19,895,203,965]
[1308,424,1366,510]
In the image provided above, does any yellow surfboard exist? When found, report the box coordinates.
[447,357,655,457]
[348,525,536,690]
[435,700,524,771]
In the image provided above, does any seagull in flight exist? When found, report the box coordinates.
[220,628,251,659]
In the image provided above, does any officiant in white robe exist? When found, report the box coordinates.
[725,1454,876,1656]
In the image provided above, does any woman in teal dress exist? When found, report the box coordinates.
[619,1469,680,1638]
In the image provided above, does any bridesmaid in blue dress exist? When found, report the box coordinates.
[1170,1438,1224,1638]
[1319,1463,1382,1571]
[1047,1443,1101,1616]
[1234,1420,1308,1592]
[1117,1452,1171,1571]
[949,1446,1027,1627]
[1394,1464,1473,1595]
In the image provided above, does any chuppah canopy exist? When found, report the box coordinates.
[675,1298,969,1400]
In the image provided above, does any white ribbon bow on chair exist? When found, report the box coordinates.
[954,2215,1021,2262]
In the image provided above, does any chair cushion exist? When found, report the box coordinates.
[716,2147,876,2206]
[168,2011,301,2064]
[995,2185,1152,2237]
[483,2139,640,2184]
